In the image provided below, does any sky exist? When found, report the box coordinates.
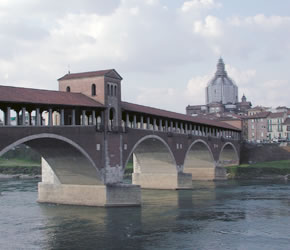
[0,0,289,113]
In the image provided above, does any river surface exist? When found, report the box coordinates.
[0,179,290,250]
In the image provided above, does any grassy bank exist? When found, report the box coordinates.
[226,160,290,179]
[0,158,41,175]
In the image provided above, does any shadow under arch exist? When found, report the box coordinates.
[183,139,216,180]
[219,142,239,166]
[0,133,103,185]
[124,135,177,175]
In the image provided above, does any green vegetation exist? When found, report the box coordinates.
[226,160,290,179]
[124,161,133,177]
[0,158,41,167]
[0,145,41,175]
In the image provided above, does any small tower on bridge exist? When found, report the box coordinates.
[58,69,123,129]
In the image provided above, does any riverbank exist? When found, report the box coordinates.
[226,160,290,180]
[0,159,41,179]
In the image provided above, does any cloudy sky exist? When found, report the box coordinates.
[0,0,289,113]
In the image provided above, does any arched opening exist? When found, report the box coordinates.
[91,84,96,96]
[0,134,103,185]
[0,108,4,125]
[109,108,115,130]
[66,86,70,92]
[184,140,215,180]
[219,143,239,166]
[124,136,177,186]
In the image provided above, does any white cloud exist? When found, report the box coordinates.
[0,0,289,111]
[194,15,223,37]
[181,0,221,12]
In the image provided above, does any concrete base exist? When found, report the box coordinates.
[184,167,227,180]
[215,166,227,180]
[132,173,192,189]
[38,183,141,207]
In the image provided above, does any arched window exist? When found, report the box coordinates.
[66,86,71,92]
[111,85,114,97]
[109,107,115,131]
[109,107,115,121]
[107,84,110,96]
[91,84,96,96]
[114,85,117,97]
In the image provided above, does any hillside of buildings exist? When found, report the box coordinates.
[186,58,290,144]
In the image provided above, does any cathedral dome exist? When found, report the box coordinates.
[206,58,238,105]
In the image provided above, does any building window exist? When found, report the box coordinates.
[114,85,117,97]
[66,86,70,92]
[91,84,96,96]
[261,132,264,137]
[107,84,110,96]
[111,85,113,97]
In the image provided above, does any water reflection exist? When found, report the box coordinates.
[1,179,290,249]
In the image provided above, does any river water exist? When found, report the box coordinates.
[0,179,290,250]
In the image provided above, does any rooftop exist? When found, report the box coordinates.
[268,112,286,118]
[245,112,270,119]
[58,69,122,81]
[122,101,240,131]
[0,85,104,108]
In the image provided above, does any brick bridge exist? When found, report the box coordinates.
[0,69,240,206]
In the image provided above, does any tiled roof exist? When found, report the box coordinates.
[244,112,270,119]
[121,101,240,131]
[58,69,122,80]
[268,112,285,118]
[0,85,105,108]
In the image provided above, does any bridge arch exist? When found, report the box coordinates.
[124,135,177,175]
[0,133,103,185]
[219,142,239,166]
[183,139,215,180]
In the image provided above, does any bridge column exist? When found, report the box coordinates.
[5,107,11,126]
[92,110,96,125]
[35,108,41,126]
[60,109,65,125]
[71,109,76,125]
[146,117,150,129]
[140,116,144,129]
[153,118,157,131]
[159,119,162,131]
[21,107,26,125]
[133,115,137,128]
[48,108,53,126]
[165,120,168,132]
[82,110,86,125]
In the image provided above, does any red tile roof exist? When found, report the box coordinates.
[121,101,241,131]
[0,85,104,108]
[58,69,122,81]
[245,112,270,119]
[268,112,285,118]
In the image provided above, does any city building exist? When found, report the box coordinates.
[246,112,270,143]
[267,112,288,142]
[186,58,251,116]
